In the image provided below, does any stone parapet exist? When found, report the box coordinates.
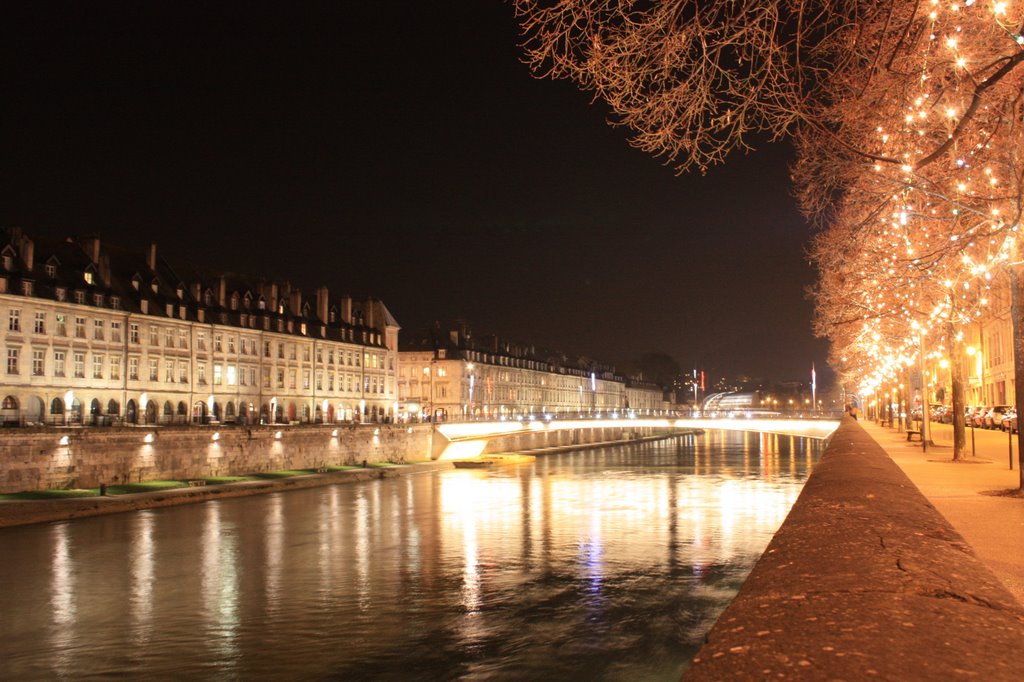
[683,417,1024,681]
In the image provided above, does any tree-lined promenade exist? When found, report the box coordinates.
[516,1,1024,483]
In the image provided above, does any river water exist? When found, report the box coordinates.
[0,430,821,681]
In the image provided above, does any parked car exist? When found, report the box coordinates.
[985,405,1013,429]
[963,406,983,428]
[1001,408,1017,433]
[929,404,949,423]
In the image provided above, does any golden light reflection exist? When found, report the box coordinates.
[130,511,155,645]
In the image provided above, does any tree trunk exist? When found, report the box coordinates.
[947,320,966,461]
[1010,265,1024,489]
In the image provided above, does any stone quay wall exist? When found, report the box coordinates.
[0,423,433,493]
[0,423,668,493]
[683,417,1024,681]
[480,425,661,455]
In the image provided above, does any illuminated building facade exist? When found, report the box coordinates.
[0,227,398,426]
[398,323,669,421]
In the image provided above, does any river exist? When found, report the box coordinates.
[0,429,821,680]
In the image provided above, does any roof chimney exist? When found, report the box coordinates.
[340,295,352,324]
[316,286,329,323]
[147,243,157,271]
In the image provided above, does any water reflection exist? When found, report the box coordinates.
[0,431,821,681]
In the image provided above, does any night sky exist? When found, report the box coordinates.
[2,1,829,383]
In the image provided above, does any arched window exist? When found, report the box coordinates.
[177,401,187,415]
[225,401,235,418]
[107,399,120,415]
[90,398,101,415]
[163,401,173,416]
[2,395,18,410]
[50,398,64,414]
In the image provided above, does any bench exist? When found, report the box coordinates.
[906,429,923,442]
[187,479,207,487]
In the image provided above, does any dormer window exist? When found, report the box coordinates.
[131,275,141,291]
[243,292,252,309]
[203,290,214,306]
[84,271,94,285]
[300,322,307,335]
[45,263,56,278]
[230,292,239,310]
[329,307,337,323]
[176,287,184,299]
[150,279,159,293]
[257,296,266,310]
[55,287,66,302]
[74,290,85,305]
[110,296,120,310]
[21,280,33,296]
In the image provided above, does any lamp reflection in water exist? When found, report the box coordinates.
[130,511,155,645]
[201,504,239,664]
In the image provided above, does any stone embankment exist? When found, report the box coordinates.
[683,417,1024,681]
[0,461,452,528]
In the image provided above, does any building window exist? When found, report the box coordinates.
[110,296,121,310]
[289,369,296,389]
[178,361,188,383]
[165,328,174,347]
[262,369,270,388]
[33,311,45,334]
[289,344,296,361]
[227,365,237,386]
[84,271,94,285]
[303,346,311,362]
[130,323,139,344]
[32,349,44,376]
[228,336,235,354]
[264,341,271,358]
[93,354,104,379]
[327,373,334,391]
[55,287,67,302]
[214,334,222,352]
[74,352,85,378]
[110,355,121,381]
[198,363,206,384]
[128,357,139,380]
[278,342,285,359]
[74,317,86,338]
[93,319,104,340]
[303,370,310,390]
[111,321,122,342]
[146,358,157,381]
[165,360,175,383]
[8,309,20,332]
[277,368,285,388]
[74,291,85,304]
[179,329,188,349]
[93,293,103,306]
[54,351,66,377]
[7,348,19,374]
[45,263,56,278]
[22,281,33,296]
[149,326,159,346]
[213,364,222,385]
[197,332,206,351]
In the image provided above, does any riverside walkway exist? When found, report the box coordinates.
[859,418,1024,603]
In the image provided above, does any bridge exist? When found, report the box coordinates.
[434,417,840,460]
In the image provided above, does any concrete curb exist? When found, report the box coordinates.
[0,461,453,528]
[683,417,1024,680]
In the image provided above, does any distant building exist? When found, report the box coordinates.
[397,322,669,421]
[0,227,399,426]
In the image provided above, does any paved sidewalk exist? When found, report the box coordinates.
[859,418,1024,604]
